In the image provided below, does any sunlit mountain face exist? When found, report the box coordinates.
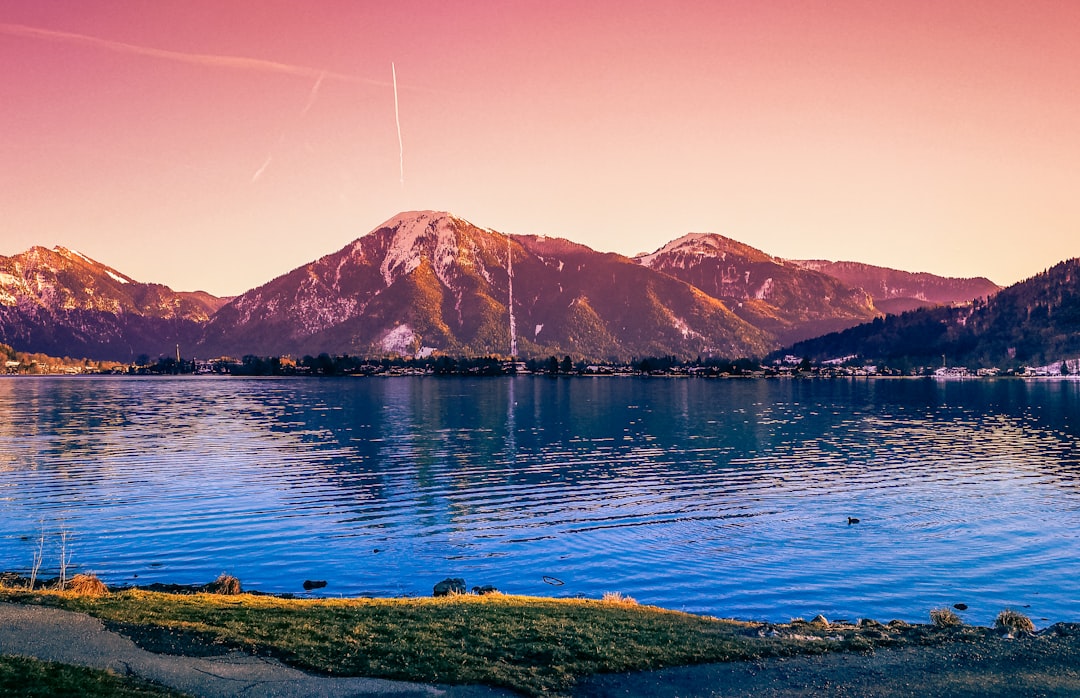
[636,233,880,346]
[198,211,772,361]
[0,245,226,361]
[2,211,1007,362]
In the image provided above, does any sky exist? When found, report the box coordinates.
[2,1,1079,297]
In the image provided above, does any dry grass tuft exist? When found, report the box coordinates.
[930,607,962,628]
[996,608,1035,634]
[203,574,242,595]
[600,591,637,605]
[65,574,109,597]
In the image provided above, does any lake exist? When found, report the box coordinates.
[1,375,1079,626]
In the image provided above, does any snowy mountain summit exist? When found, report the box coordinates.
[199,211,771,360]
[1,211,1003,362]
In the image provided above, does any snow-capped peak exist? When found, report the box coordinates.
[53,246,133,284]
[374,210,455,231]
[637,232,777,268]
[377,211,463,287]
[637,233,725,266]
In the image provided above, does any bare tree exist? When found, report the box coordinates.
[28,519,45,590]
[58,526,72,590]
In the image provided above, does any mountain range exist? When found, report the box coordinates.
[785,257,1080,370]
[0,246,227,361]
[1,211,1003,362]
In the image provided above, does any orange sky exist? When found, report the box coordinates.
[3,1,1079,296]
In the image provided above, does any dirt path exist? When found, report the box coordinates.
[0,603,512,698]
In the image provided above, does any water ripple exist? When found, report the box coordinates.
[1,376,1079,624]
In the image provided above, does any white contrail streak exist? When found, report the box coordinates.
[0,22,385,86]
[300,71,326,116]
[253,72,323,183]
[251,154,272,182]
[392,62,404,186]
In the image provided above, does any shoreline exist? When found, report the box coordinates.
[3,576,1078,697]
[1,570,1060,631]
[1,568,1065,642]
[5,370,1080,380]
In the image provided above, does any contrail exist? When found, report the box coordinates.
[392,62,404,186]
[253,71,324,183]
[251,154,273,183]
[0,22,385,86]
[300,71,326,116]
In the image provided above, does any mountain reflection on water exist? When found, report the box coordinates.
[1,375,1078,626]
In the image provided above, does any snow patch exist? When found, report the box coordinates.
[381,324,416,354]
[60,247,95,265]
[56,247,131,284]
[755,278,774,300]
[637,233,722,267]
[104,269,130,285]
[657,304,705,342]
[507,237,517,356]
[335,243,366,286]
[378,211,461,288]
[534,323,544,338]
[671,315,692,339]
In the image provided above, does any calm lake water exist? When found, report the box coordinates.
[2,375,1079,626]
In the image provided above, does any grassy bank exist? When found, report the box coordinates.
[0,655,187,697]
[0,586,951,696]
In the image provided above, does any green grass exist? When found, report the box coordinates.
[0,655,186,697]
[0,589,926,696]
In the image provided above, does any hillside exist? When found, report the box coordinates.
[0,246,225,361]
[0,213,1019,363]
[790,259,1001,315]
[784,259,1080,370]
[636,234,879,345]
[198,211,772,361]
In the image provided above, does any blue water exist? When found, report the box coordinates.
[1,375,1079,627]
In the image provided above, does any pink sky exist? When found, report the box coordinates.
[3,1,1079,296]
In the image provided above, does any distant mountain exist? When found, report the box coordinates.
[636,234,879,345]
[198,211,772,361]
[784,258,1080,369]
[0,246,226,361]
[0,213,1023,363]
[789,260,1001,315]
